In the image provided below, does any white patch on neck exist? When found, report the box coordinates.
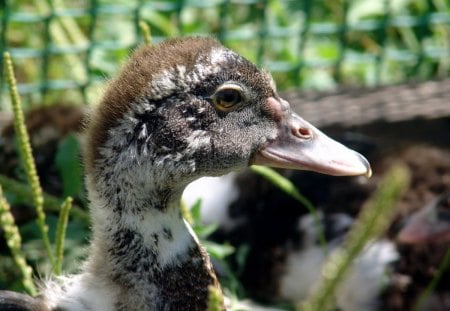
[135,206,196,268]
[43,173,198,310]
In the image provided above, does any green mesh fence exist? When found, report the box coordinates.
[1,0,450,109]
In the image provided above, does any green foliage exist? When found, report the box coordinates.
[2,0,450,109]
[54,197,72,276]
[55,134,84,199]
[207,285,224,311]
[188,199,244,297]
[0,185,36,295]
[191,199,219,239]
[189,199,235,260]
[0,53,89,293]
[139,20,152,46]
[414,246,450,311]
[0,174,89,225]
[19,214,90,274]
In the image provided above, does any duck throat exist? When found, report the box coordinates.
[86,177,221,310]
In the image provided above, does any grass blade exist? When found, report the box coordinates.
[54,197,72,276]
[139,20,152,45]
[413,246,450,311]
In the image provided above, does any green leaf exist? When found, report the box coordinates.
[194,223,219,238]
[55,134,83,198]
[190,198,202,223]
[202,240,235,260]
[235,244,250,275]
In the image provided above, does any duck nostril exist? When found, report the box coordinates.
[294,127,312,139]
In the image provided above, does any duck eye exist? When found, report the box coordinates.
[213,86,243,112]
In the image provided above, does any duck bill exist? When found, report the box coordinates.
[252,97,372,177]
[397,195,450,244]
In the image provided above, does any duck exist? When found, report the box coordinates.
[0,37,371,310]
[240,191,450,311]
[278,212,399,311]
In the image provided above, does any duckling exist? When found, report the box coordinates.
[262,192,450,311]
[275,211,399,311]
[0,37,371,310]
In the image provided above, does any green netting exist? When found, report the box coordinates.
[1,0,450,108]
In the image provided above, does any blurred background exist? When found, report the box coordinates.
[0,1,449,310]
[2,0,450,108]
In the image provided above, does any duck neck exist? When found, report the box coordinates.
[85,173,220,310]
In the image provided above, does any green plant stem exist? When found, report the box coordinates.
[413,246,450,311]
[4,52,55,267]
[250,165,327,249]
[0,185,37,296]
[298,164,410,311]
[0,174,89,225]
[54,196,72,276]
[139,20,152,45]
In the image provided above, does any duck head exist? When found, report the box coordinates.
[397,192,450,244]
[86,37,371,195]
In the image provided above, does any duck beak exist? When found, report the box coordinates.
[397,194,450,244]
[252,97,372,177]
